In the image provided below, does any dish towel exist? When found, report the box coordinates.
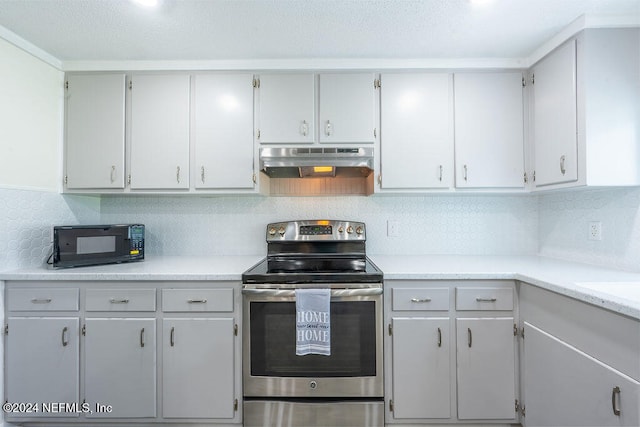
[295,288,331,356]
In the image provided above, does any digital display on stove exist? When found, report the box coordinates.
[300,225,333,235]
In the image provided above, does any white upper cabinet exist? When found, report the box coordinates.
[454,72,525,189]
[318,73,376,144]
[130,74,191,190]
[532,40,578,187]
[193,73,256,190]
[65,73,126,189]
[257,73,315,144]
[378,73,454,190]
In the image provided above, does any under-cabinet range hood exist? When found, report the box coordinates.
[259,147,374,178]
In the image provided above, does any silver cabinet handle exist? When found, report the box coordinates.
[300,120,309,136]
[170,326,175,347]
[176,166,181,183]
[437,327,442,347]
[62,326,69,347]
[463,164,468,181]
[476,297,497,302]
[325,120,332,136]
[377,174,382,186]
[612,386,621,416]
[109,298,130,304]
[201,166,205,183]
[560,155,566,175]
[110,165,116,183]
[31,298,52,304]
[187,299,207,304]
[140,328,145,348]
[411,298,432,303]
[439,165,443,182]
[467,328,472,348]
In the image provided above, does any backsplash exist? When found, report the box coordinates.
[538,187,640,273]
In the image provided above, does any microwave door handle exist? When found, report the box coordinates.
[241,288,382,297]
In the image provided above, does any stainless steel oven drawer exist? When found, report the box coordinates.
[244,399,384,427]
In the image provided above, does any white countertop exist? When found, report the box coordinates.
[2,254,639,320]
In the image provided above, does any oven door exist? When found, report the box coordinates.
[242,285,383,398]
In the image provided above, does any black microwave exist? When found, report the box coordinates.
[53,224,145,268]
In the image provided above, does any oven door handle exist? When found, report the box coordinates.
[241,288,383,297]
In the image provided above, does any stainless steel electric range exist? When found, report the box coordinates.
[242,219,384,427]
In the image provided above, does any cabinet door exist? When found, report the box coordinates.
[454,72,525,188]
[391,317,451,419]
[456,317,516,420]
[194,73,255,190]
[258,73,315,144]
[6,317,79,417]
[130,74,190,189]
[319,73,375,144]
[65,73,125,189]
[524,322,640,427]
[84,318,156,418]
[533,40,578,187]
[163,318,236,419]
[379,73,453,189]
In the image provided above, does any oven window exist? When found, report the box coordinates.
[250,301,376,377]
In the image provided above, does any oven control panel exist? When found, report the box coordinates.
[266,220,366,241]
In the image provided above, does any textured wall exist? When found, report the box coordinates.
[538,187,640,272]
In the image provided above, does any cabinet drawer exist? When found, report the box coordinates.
[86,289,156,311]
[162,289,234,312]
[456,287,513,311]
[392,288,450,311]
[7,288,79,311]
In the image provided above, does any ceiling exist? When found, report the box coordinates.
[0,0,638,64]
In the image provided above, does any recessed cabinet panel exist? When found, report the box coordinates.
[194,73,255,189]
[379,73,453,190]
[319,73,375,144]
[454,72,525,188]
[533,40,578,187]
[65,73,126,189]
[130,74,190,189]
[258,73,315,144]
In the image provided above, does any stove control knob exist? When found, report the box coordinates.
[338,226,344,234]
[346,226,354,234]
[356,226,364,235]
[278,227,286,236]
[309,380,317,389]
[268,227,277,236]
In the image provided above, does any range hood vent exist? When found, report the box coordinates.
[260,147,374,178]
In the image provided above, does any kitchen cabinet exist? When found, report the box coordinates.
[193,73,256,190]
[385,281,518,424]
[84,318,157,418]
[5,288,80,420]
[454,72,525,189]
[64,73,126,190]
[378,73,454,190]
[531,28,640,189]
[257,73,315,144]
[318,73,376,144]
[130,74,191,190]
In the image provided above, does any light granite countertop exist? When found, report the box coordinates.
[2,254,639,320]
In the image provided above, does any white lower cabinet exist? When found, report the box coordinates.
[84,318,157,418]
[523,321,640,427]
[162,318,235,419]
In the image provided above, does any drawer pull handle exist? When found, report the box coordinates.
[476,297,497,302]
[437,327,442,347]
[109,298,130,304]
[411,298,432,303]
[467,328,472,348]
[612,386,621,416]
[31,298,52,304]
[187,299,207,304]
[140,328,145,348]
[170,326,175,347]
[61,326,69,347]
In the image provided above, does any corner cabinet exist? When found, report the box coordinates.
[385,280,519,424]
[531,28,640,189]
[64,73,126,190]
